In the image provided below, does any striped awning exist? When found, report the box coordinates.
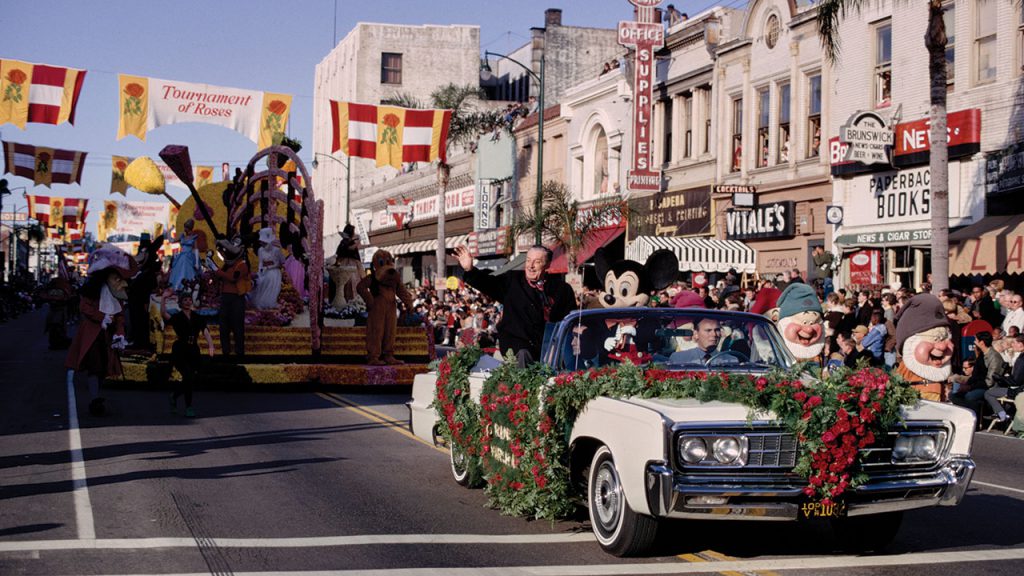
[378,234,470,256]
[626,236,756,274]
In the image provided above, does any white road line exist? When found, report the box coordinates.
[67,375,95,540]
[13,547,1024,575]
[0,532,596,552]
[972,480,1024,495]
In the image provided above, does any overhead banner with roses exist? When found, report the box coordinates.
[111,155,214,196]
[117,74,291,149]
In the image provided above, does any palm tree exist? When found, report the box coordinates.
[816,1,950,291]
[26,222,45,280]
[385,84,501,297]
[511,181,627,291]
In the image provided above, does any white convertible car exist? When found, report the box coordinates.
[408,308,976,556]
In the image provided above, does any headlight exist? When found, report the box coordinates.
[679,437,707,464]
[892,436,914,460]
[912,436,938,459]
[891,432,946,463]
[712,437,741,463]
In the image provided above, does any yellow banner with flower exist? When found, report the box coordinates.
[110,155,131,195]
[193,165,215,188]
[116,74,291,149]
[376,106,405,170]
[258,92,292,149]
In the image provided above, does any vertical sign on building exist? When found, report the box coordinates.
[619,0,664,192]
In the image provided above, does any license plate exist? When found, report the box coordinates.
[800,500,847,519]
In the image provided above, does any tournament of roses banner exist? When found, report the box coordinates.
[110,156,213,195]
[117,74,292,149]
[97,199,172,243]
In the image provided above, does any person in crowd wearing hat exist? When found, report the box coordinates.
[749,278,781,316]
[894,294,957,402]
[161,288,214,417]
[771,283,826,362]
[65,245,137,416]
[249,227,284,309]
[455,244,575,366]
[214,236,251,357]
[127,232,164,351]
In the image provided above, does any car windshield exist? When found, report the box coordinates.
[552,309,794,373]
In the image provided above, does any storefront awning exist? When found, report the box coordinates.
[379,234,470,256]
[548,226,624,274]
[949,215,1024,276]
[626,236,756,274]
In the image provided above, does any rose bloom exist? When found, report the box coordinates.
[125,83,145,98]
[384,113,401,128]
[115,161,127,172]
[268,100,287,115]
[7,69,27,84]
[199,169,212,179]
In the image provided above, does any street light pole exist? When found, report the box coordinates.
[312,152,352,228]
[482,51,546,245]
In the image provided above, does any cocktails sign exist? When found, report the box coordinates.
[619,0,664,192]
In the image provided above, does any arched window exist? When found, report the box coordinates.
[592,127,608,198]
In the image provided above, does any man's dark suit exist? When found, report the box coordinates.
[463,268,576,362]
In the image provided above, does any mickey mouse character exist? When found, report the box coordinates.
[591,248,679,363]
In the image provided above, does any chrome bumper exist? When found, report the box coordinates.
[645,456,975,521]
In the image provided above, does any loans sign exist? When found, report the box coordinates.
[619,0,664,192]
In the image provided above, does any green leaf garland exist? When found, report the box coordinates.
[432,348,920,520]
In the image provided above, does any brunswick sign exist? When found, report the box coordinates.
[839,110,894,165]
[619,0,664,192]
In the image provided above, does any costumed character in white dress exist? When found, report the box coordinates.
[249,227,284,309]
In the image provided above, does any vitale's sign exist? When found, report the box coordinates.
[725,201,795,241]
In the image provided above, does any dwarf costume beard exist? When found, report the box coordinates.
[901,334,953,383]
[778,315,825,360]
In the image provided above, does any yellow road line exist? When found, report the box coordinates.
[679,549,778,576]
[315,392,447,454]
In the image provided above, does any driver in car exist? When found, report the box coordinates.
[668,317,737,365]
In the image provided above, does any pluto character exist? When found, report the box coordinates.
[356,249,413,365]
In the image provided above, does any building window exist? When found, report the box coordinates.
[700,86,712,155]
[682,93,693,158]
[778,83,791,163]
[1019,5,1024,74]
[662,98,673,165]
[807,73,822,158]
[944,3,956,86]
[593,127,609,197]
[875,21,892,107]
[765,14,781,50]
[731,97,743,172]
[381,52,402,85]
[756,87,770,168]
[976,0,997,84]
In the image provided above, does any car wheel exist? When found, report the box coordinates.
[831,511,903,553]
[587,445,658,556]
[449,442,481,488]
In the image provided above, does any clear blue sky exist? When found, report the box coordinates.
[1,0,710,235]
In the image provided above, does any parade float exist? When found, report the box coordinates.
[113,144,433,387]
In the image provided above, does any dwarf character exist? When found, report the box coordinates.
[772,283,826,362]
[894,294,954,401]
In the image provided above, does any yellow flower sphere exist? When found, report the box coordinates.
[124,156,166,195]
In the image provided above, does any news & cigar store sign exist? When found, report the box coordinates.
[841,162,962,228]
[619,0,664,192]
[839,110,894,165]
[726,201,795,241]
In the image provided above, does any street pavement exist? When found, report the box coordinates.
[2,306,1024,576]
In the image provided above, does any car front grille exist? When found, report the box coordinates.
[746,432,798,468]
